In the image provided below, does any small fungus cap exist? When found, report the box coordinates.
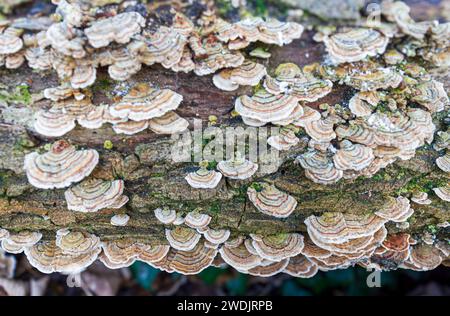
[24,140,99,189]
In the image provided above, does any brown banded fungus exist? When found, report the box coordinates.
[110,214,130,227]
[151,242,217,275]
[185,212,212,229]
[217,154,258,180]
[24,140,99,189]
[154,208,177,225]
[322,28,389,64]
[110,84,183,122]
[64,179,128,213]
[165,227,201,252]
[251,233,304,262]
[85,12,145,48]
[185,161,222,189]
[25,241,101,274]
[1,231,42,254]
[213,61,266,91]
[247,183,297,218]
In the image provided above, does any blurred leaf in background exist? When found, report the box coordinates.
[130,262,160,291]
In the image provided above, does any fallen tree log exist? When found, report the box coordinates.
[0,0,448,276]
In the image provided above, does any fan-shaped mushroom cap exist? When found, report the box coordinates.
[24,140,99,189]
[411,80,448,113]
[337,110,435,153]
[229,61,267,86]
[71,63,96,89]
[297,150,344,185]
[375,196,413,222]
[25,47,52,70]
[247,183,297,218]
[235,89,299,123]
[85,12,145,48]
[257,19,304,45]
[212,69,239,91]
[217,154,258,180]
[333,140,375,171]
[46,22,85,59]
[370,247,411,270]
[251,233,304,261]
[131,26,186,68]
[64,179,128,213]
[241,116,266,127]
[218,18,303,47]
[304,116,337,143]
[305,212,387,244]
[100,240,139,268]
[411,192,432,205]
[405,244,443,271]
[264,70,333,102]
[345,67,402,91]
[0,27,23,54]
[301,236,332,259]
[1,231,42,254]
[110,84,183,121]
[25,240,101,274]
[271,104,305,126]
[383,49,405,65]
[283,254,318,278]
[194,38,245,76]
[433,185,450,202]
[185,163,222,189]
[112,120,149,135]
[381,0,433,39]
[110,214,130,227]
[185,212,212,229]
[154,208,177,224]
[165,227,201,251]
[34,108,76,137]
[171,47,195,73]
[382,233,412,253]
[292,106,321,127]
[309,226,387,257]
[225,236,245,249]
[323,28,389,64]
[268,126,300,151]
[204,229,231,245]
[436,152,450,173]
[99,252,135,269]
[78,104,107,129]
[4,51,25,69]
[152,242,217,275]
[213,61,266,91]
[55,230,100,255]
[51,97,94,118]
[107,48,142,81]
[102,239,170,267]
[219,243,262,270]
[348,91,379,117]
[148,111,189,135]
[246,258,289,277]
[173,213,185,226]
[43,84,79,102]
[138,245,172,265]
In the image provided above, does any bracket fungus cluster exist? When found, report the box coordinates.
[0,0,448,281]
[24,140,99,189]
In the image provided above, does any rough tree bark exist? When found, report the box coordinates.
[0,0,448,246]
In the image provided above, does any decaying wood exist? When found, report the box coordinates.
[0,0,448,248]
